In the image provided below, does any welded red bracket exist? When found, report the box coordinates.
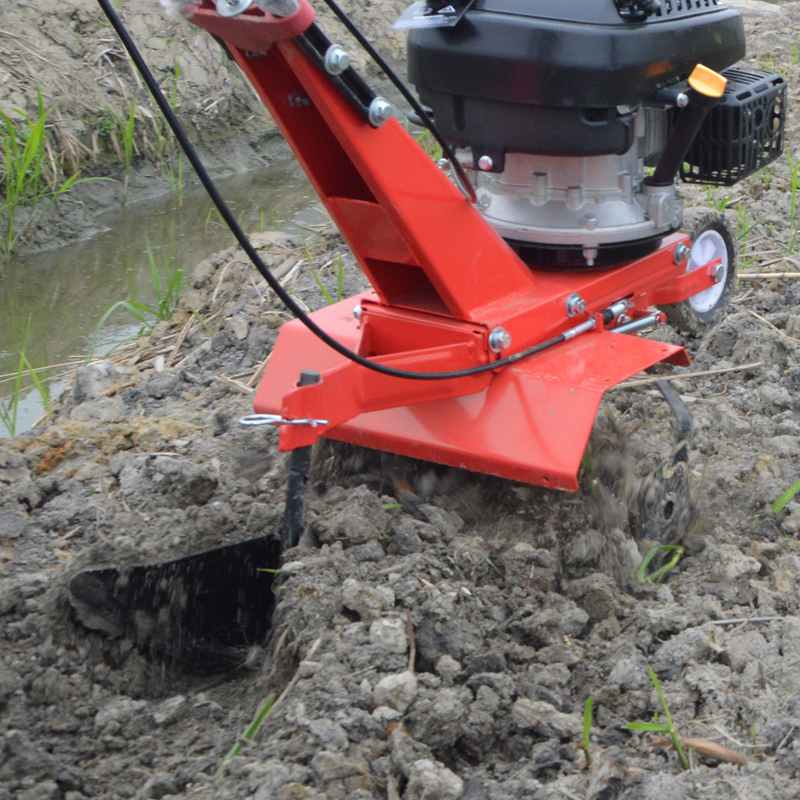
[186,2,715,489]
[187,0,315,51]
[650,259,721,305]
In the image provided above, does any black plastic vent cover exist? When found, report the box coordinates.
[657,0,721,18]
[682,67,787,186]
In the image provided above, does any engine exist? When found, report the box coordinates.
[406,0,786,267]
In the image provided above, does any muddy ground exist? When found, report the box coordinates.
[4,1,800,799]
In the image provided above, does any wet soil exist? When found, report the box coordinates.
[3,2,800,800]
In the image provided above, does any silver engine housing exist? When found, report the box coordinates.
[468,110,682,263]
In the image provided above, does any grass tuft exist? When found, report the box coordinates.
[216,693,276,776]
[0,320,52,437]
[772,478,800,516]
[638,545,684,584]
[580,696,593,768]
[85,239,183,362]
[302,239,346,307]
[1,89,101,258]
[624,666,690,770]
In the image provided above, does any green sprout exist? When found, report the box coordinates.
[217,693,277,776]
[638,545,684,584]
[624,666,690,770]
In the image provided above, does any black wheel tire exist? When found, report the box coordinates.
[659,207,738,335]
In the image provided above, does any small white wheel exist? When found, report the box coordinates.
[660,207,738,334]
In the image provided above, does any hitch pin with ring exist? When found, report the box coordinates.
[239,414,329,428]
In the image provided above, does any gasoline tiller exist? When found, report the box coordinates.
[186,0,785,516]
[76,0,786,663]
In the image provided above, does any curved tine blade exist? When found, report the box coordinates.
[654,379,693,449]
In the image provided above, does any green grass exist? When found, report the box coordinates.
[119,100,138,195]
[150,62,184,204]
[192,309,215,336]
[705,187,729,213]
[85,239,183,361]
[164,151,184,207]
[217,693,276,776]
[581,696,593,767]
[760,165,774,191]
[638,545,684,584]
[772,478,800,516]
[303,239,345,306]
[735,201,764,266]
[415,129,443,162]
[786,153,800,254]
[0,320,52,437]
[146,239,184,319]
[1,89,98,258]
[624,666,690,770]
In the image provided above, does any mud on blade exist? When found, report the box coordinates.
[68,537,281,668]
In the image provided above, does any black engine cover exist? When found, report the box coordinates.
[407,0,746,156]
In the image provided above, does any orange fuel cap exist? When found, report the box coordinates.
[688,64,727,98]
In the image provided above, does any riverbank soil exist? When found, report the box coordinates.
[0,0,407,252]
[4,1,800,800]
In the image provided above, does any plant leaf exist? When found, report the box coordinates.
[772,478,800,516]
[624,722,671,732]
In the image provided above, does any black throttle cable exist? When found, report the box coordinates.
[96,0,581,380]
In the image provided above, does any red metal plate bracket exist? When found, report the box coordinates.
[649,258,721,305]
[186,0,315,52]
[253,296,690,489]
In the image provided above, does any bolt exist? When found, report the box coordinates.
[353,305,362,321]
[216,0,253,17]
[674,242,690,264]
[368,97,393,127]
[582,214,598,232]
[287,92,311,108]
[566,293,586,318]
[324,45,350,76]
[676,92,689,108]
[478,155,494,172]
[582,248,598,267]
[488,327,512,353]
[713,263,725,283]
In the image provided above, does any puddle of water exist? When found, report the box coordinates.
[0,158,316,435]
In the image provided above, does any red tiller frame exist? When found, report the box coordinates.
[186,0,712,490]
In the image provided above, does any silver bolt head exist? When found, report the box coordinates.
[216,0,253,16]
[676,92,689,108]
[478,155,494,172]
[368,97,393,127]
[488,327,512,353]
[674,242,690,264]
[582,214,598,232]
[324,45,350,76]
[353,305,362,321]
[713,263,725,283]
[566,293,586,318]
